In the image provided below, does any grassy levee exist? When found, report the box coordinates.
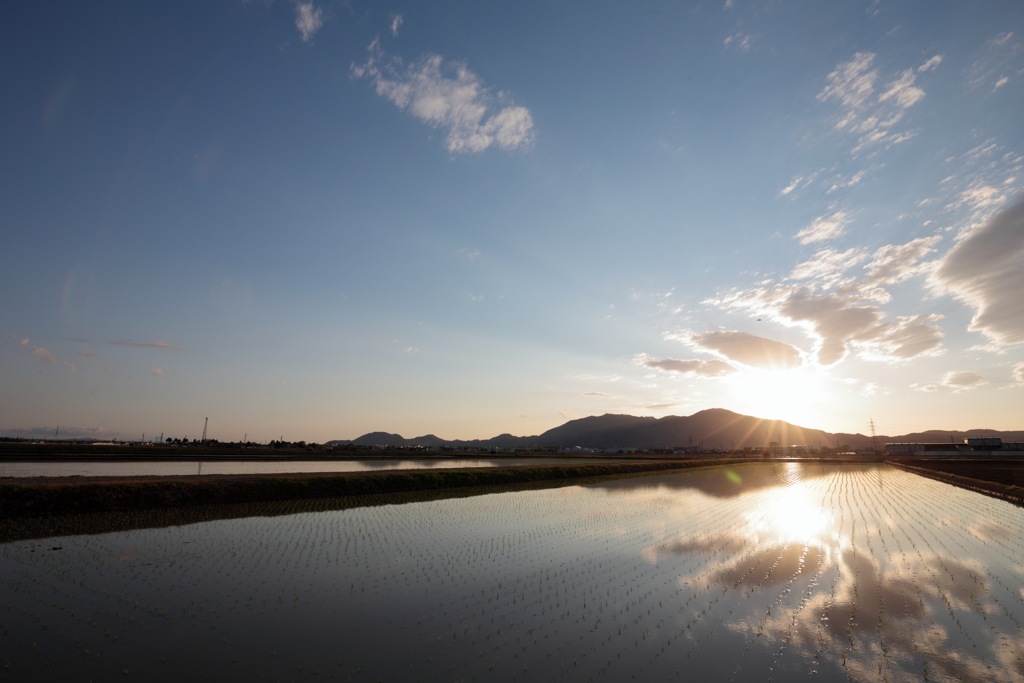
[0,458,748,518]
[887,459,1024,507]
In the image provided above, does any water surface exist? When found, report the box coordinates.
[0,456,608,478]
[1,462,1022,681]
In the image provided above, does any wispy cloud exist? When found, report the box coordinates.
[967,31,1022,91]
[932,196,1024,348]
[864,235,942,286]
[878,69,926,109]
[779,170,821,197]
[826,169,865,194]
[19,338,58,366]
[152,367,165,377]
[111,339,183,351]
[294,2,325,42]
[918,54,943,72]
[1012,362,1024,386]
[389,12,403,37]
[795,210,850,245]
[788,247,866,289]
[352,38,534,154]
[723,33,751,51]
[818,51,940,155]
[818,51,877,111]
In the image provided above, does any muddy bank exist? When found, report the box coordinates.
[888,459,1024,507]
[0,458,748,518]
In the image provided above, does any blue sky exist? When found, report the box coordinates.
[3,1,1023,443]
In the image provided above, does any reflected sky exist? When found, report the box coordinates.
[1,463,1022,681]
[0,457,612,479]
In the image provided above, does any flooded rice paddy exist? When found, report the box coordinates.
[1,462,1022,682]
[0,457,606,479]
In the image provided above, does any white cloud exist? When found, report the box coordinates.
[788,247,866,288]
[861,314,944,361]
[389,12,403,37]
[19,337,59,366]
[932,196,1024,348]
[33,346,58,365]
[352,39,534,154]
[818,51,877,111]
[724,33,751,51]
[949,183,1006,215]
[779,176,802,196]
[864,235,942,285]
[967,32,1022,90]
[941,370,987,392]
[879,69,926,109]
[993,31,1015,47]
[686,330,804,369]
[827,169,865,193]
[774,290,883,364]
[795,210,849,244]
[152,367,165,377]
[636,354,737,377]
[710,230,948,366]
[860,382,879,397]
[819,51,934,154]
[294,2,324,42]
[918,54,943,72]
[1012,362,1024,386]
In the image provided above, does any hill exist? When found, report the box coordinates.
[329,408,969,451]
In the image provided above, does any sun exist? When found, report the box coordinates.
[723,365,831,428]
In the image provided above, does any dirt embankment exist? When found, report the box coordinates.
[888,459,1024,507]
[0,459,749,517]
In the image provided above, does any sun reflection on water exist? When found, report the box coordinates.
[744,482,835,548]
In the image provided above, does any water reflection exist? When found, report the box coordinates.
[743,479,834,546]
[0,456,612,478]
[0,463,1022,682]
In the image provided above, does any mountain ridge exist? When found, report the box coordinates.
[326,409,1024,451]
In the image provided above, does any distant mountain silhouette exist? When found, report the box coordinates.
[533,409,834,450]
[328,408,1022,451]
[327,409,1023,451]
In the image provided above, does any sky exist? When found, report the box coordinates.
[2,1,1024,443]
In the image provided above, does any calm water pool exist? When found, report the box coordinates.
[0,457,612,478]
[1,462,1022,681]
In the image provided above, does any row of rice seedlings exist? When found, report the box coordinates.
[869,467,1023,681]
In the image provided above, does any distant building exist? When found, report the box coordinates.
[884,438,1024,457]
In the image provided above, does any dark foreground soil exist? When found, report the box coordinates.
[888,459,1024,507]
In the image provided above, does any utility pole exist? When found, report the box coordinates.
[870,418,878,454]
[201,417,208,444]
